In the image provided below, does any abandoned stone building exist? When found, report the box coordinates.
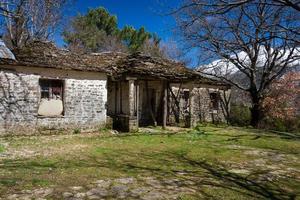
[0,41,230,134]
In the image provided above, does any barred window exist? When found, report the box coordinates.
[209,92,219,110]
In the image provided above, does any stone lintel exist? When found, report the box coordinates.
[126,77,138,81]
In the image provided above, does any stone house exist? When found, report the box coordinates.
[0,41,230,134]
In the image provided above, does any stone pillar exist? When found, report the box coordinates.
[127,77,138,132]
[128,79,135,117]
[188,85,196,128]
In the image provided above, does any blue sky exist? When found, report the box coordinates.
[55,0,179,47]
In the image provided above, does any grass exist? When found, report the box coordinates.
[0,144,4,153]
[0,125,299,199]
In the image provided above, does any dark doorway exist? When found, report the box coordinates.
[140,88,157,126]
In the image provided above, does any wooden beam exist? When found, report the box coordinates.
[162,81,168,130]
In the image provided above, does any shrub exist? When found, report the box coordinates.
[229,104,251,126]
[260,116,300,133]
[73,128,81,134]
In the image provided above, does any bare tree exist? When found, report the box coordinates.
[160,39,192,65]
[174,1,300,127]
[172,0,300,14]
[0,0,70,50]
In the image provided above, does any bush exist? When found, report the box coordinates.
[260,117,300,133]
[73,128,81,134]
[229,104,251,126]
[228,104,299,133]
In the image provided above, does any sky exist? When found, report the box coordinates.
[54,0,179,47]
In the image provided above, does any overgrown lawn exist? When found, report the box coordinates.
[0,125,299,199]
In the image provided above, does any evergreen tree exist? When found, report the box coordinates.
[63,7,162,55]
[63,7,122,52]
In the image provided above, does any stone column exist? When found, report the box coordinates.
[127,77,138,132]
[188,84,196,128]
[128,79,135,117]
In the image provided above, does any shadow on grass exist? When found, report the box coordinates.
[175,156,297,200]
[233,127,300,141]
[117,151,297,200]
[0,149,297,200]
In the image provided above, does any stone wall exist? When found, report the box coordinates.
[169,84,229,126]
[0,66,107,135]
[192,87,227,123]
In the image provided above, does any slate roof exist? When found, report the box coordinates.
[0,40,228,85]
[118,53,198,80]
[0,41,126,74]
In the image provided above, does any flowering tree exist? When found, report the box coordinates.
[263,72,300,121]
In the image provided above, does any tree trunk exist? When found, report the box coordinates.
[250,99,264,127]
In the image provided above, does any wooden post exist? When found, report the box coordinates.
[163,81,168,130]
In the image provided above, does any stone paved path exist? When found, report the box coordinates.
[3,177,199,200]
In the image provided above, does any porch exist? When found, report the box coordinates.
[107,77,196,132]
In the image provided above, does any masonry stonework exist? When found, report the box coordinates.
[0,67,107,135]
[192,88,227,123]
[168,84,229,127]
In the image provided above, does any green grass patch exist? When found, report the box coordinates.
[0,126,299,199]
[0,178,18,187]
[0,144,4,153]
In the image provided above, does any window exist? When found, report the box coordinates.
[183,90,190,102]
[40,79,63,100]
[182,90,190,115]
[38,79,64,116]
[209,92,219,110]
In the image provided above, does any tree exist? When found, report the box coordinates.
[141,34,163,57]
[62,7,126,53]
[120,26,151,52]
[63,7,162,54]
[263,72,300,121]
[174,0,300,127]
[0,0,70,50]
[172,0,300,14]
[160,39,191,65]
